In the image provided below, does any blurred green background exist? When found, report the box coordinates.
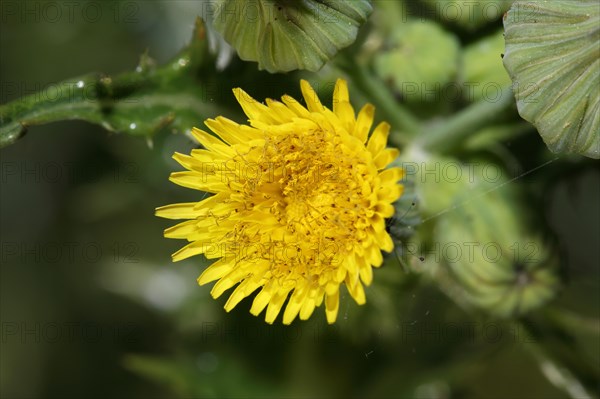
[1,1,598,398]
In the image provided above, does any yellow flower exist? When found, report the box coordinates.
[156,79,404,324]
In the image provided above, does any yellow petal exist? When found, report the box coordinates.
[224,279,259,312]
[233,88,279,124]
[367,245,384,268]
[281,94,311,118]
[197,258,235,285]
[375,228,394,253]
[353,104,375,143]
[282,286,308,325]
[300,79,325,113]
[172,241,210,262]
[204,117,261,144]
[211,268,246,298]
[344,252,359,275]
[379,167,404,185]
[333,79,355,131]
[265,288,290,324]
[367,122,390,156]
[191,128,232,156]
[359,263,373,285]
[346,278,366,305]
[250,286,273,316]
[299,298,316,320]
[333,78,350,105]
[325,290,340,324]
[376,202,395,218]
[265,98,297,122]
[377,184,404,203]
[169,171,226,192]
[155,202,203,220]
[374,148,400,170]
[164,220,200,239]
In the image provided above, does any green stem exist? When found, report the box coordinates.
[0,18,213,149]
[417,86,515,153]
[334,56,421,140]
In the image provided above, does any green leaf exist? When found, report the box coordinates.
[503,0,600,159]
[211,0,372,73]
[374,20,460,102]
[0,18,220,149]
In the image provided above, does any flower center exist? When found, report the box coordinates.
[258,129,373,252]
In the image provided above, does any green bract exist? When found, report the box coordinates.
[436,202,560,317]
[374,20,459,102]
[210,0,372,73]
[503,0,600,159]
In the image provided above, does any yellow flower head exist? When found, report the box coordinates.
[156,79,404,324]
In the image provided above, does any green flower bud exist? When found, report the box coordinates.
[407,153,560,316]
[374,20,460,102]
[462,30,511,102]
[420,0,511,31]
